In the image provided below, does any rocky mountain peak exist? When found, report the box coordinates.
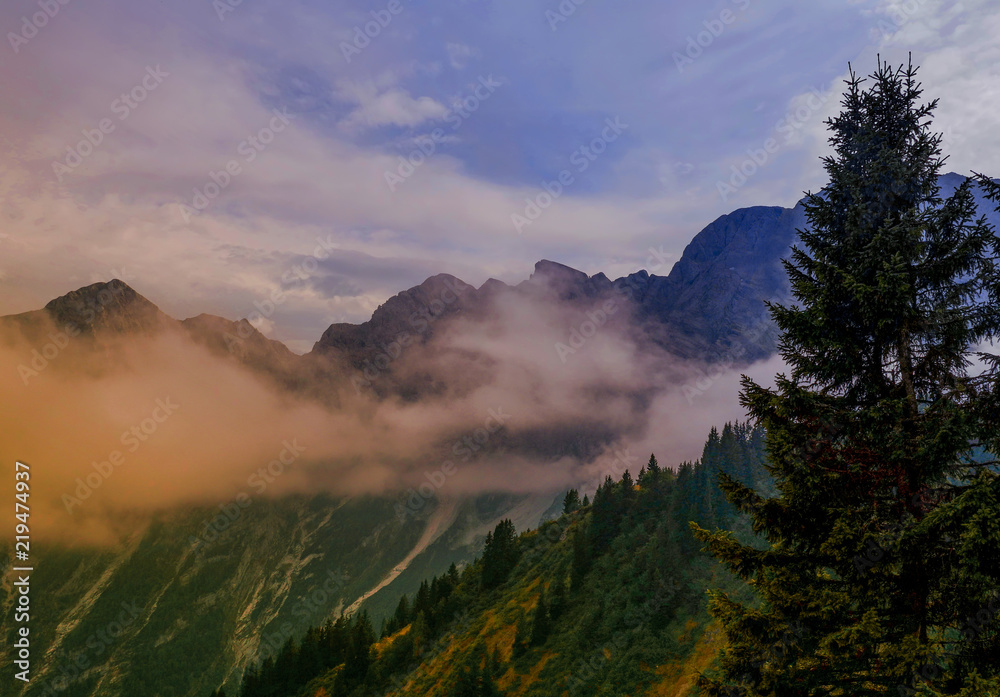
[42,279,168,335]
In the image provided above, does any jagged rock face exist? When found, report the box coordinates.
[0,281,333,393]
[305,205,808,373]
[179,313,333,397]
[0,280,170,351]
[42,279,170,336]
[639,204,806,361]
[313,274,475,356]
[522,259,609,301]
[306,204,801,375]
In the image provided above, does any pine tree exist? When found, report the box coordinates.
[589,476,620,554]
[452,661,480,697]
[343,611,375,683]
[621,469,635,498]
[693,58,1000,696]
[530,586,551,646]
[512,615,529,658]
[563,488,581,514]
[414,579,432,618]
[646,453,661,480]
[489,647,504,679]
[570,525,591,592]
[410,610,430,657]
[481,519,519,590]
[390,594,410,635]
[550,577,568,620]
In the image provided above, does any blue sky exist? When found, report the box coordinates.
[1,0,997,351]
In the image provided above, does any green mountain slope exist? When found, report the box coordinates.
[217,422,772,697]
[0,493,555,697]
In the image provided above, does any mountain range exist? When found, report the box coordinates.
[1,172,996,697]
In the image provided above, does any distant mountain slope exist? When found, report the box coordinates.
[308,173,1000,373]
[0,492,556,697]
[214,422,775,697]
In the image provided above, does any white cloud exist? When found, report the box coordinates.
[790,0,1000,190]
[445,42,478,69]
[340,84,449,129]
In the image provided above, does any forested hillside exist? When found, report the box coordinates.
[208,422,773,697]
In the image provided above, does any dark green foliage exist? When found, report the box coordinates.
[222,423,772,697]
[235,615,354,697]
[449,645,504,697]
[550,577,568,621]
[562,489,581,514]
[480,519,520,590]
[646,453,661,480]
[570,525,591,592]
[530,587,551,646]
[512,613,529,658]
[232,565,466,697]
[694,58,1000,696]
[382,593,411,638]
[589,475,622,554]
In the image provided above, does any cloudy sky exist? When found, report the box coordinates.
[1,0,997,352]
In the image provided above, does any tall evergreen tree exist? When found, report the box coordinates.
[530,586,551,646]
[512,615,529,658]
[562,488,581,514]
[646,453,661,481]
[570,525,591,592]
[550,576,569,621]
[693,58,1000,696]
[481,519,520,590]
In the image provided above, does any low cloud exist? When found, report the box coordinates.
[0,286,781,545]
